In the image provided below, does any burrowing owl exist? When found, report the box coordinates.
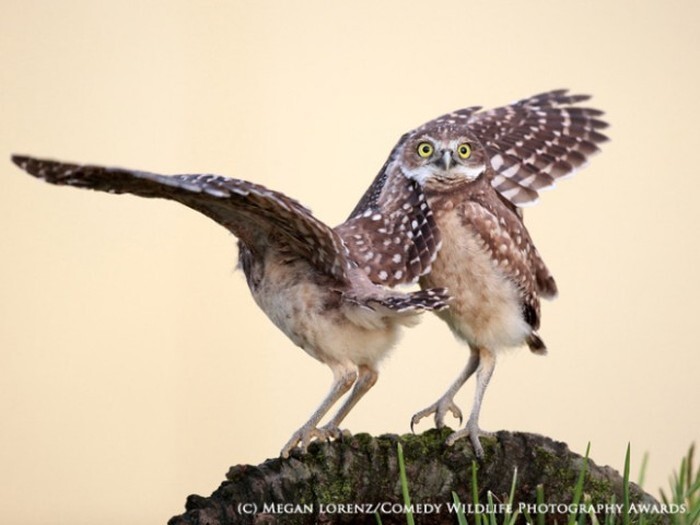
[11,155,448,457]
[347,90,608,457]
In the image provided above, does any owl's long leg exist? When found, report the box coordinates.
[410,348,480,431]
[280,364,357,458]
[321,364,379,437]
[445,347,496,458]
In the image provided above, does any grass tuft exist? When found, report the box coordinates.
[661,444,699,525]
[389,439,698,525]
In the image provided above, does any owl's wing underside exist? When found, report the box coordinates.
[466,89,609,207]
[336,163,440,287]
[12,155,353,283]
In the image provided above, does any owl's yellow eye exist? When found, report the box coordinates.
[457,143,472,159]
[417,142,434,158]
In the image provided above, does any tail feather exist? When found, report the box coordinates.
[527,332,548,355]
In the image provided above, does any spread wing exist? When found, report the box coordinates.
[466,89,609,206]
[12,155,353,283]
[337,142,441,287]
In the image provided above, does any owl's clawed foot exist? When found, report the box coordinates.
[280,424,349,458]
[280,426,323,458]
[410,397,463,432]
[445,420,495,459]
[319,423,352,441]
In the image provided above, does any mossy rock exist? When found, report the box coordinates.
[170,429,667,525]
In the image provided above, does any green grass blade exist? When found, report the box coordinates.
[503,467,517,525]
[453,491,469,525]
[688,506,700,525]
[374,511,383,525]
[680,444,699,525]
[623,443,631,525]
[506,510,522,525]
[637,451,649,489]
[503,467,520,525]
[472,461,482,525]
[397,442,415,525]
[536,484,545,525]
[584,494,600,525]
[487,491,497,525]
[676,456,687,511]
[687,444,696,496]
[606,494,616,525]
[568,442,591,525]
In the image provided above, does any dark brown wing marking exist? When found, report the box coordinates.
[466,89,609,206]
[12,155,353,283]
[337,166,440,286]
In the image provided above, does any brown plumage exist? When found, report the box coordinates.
[11,154,449,458]
[10,90,607,459]
[350,90,608,457]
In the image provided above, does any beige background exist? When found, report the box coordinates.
[1,1,698,523]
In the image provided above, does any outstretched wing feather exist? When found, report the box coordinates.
[12,155,352,283]
[464,90,608,206]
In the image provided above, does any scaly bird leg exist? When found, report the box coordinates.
[280,364,357,458]
[445,347,496,458]
[320,364,379,438]
[411,348,480,431]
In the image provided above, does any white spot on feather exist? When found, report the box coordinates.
[491,154,504,170]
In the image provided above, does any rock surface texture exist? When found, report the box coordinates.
[169,429,666,525]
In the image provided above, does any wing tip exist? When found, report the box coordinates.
[11,154,31,170]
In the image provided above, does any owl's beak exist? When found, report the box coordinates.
[436,150,453,171]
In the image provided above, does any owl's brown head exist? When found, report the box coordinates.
[398,122,487,188]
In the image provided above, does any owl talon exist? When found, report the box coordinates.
[318,424,348,442]
[411,397,463,430]
[281,427,320,458]
[281,423,351,458]
[445,422,495,459]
